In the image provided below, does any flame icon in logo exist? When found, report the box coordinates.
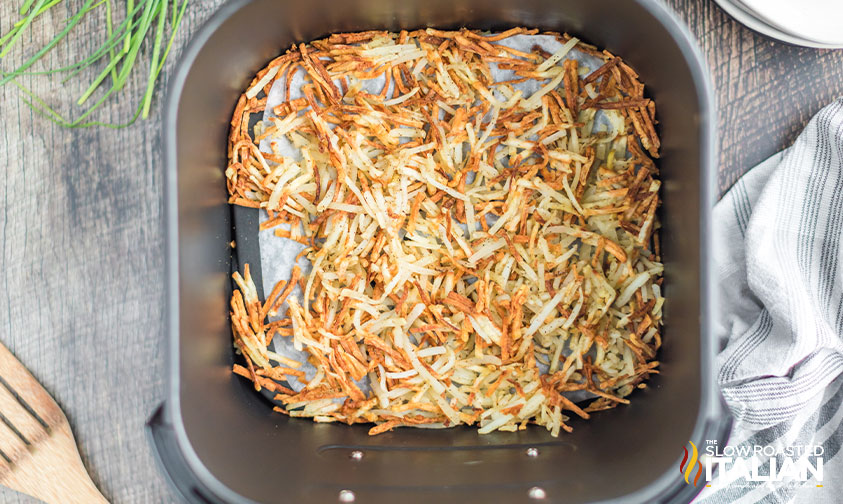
[680,441,703,486]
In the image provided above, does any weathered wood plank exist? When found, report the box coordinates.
[0,1,841,502]
[0,1,226,502]
[671,0,843,193]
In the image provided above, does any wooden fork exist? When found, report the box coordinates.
[0,342,108,504]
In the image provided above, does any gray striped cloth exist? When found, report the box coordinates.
[697,99,843,503]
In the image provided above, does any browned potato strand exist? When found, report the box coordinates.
[225,27,663,436]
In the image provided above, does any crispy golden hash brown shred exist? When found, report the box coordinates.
[225,27,663,436]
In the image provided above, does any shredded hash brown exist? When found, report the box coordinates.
[225,27,663,436]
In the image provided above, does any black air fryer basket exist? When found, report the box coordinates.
[149,0,730,502]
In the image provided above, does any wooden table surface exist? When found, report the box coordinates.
[0,1,841,502]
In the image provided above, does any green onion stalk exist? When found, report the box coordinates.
[0,0,189,128]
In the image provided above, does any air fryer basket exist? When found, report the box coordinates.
[150,0,729,502]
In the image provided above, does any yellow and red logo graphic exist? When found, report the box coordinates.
[680,441,704,486]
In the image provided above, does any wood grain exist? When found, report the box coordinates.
[0,2,226,502]
[0,1,841,502]
[670,0,843,193]
[3,422,108,504]
[0,342,108,504]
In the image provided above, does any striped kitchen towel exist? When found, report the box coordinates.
[698,99,843,503]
